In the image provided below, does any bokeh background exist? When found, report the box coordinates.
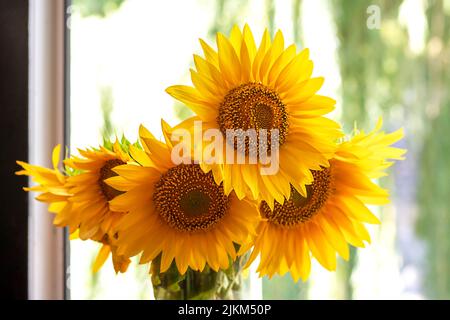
[67,0,450,299]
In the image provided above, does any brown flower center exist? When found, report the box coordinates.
[99,159,126,201]
[153,164,229,232]
[260,168,334,227]
[218,82,289,155]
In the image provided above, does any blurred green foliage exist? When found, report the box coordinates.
[332,0,405,299]
[333,0,405,130]
[100,86,114,141]
[417,0,450,299]
[292,0,303,46]
[332,0,450,299]
[173,101,194,121]
[73,0,126,18]
[263,274,308,300]
[263,0,450,299]
[207,0,250,38]
[265,0,276,37]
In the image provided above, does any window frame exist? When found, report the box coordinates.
[27,0,70,300]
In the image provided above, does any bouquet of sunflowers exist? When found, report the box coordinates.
[17,25,405,300]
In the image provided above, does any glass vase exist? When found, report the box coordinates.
[151,253,250,300]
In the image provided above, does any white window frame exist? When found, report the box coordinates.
[28,0,67,300]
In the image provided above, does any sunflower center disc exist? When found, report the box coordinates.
[99,159,126,201]
[179,190,211,217]
[218,82,289,155]
[260,168,334,227]
[154,164,229,232]
[254,103,274,129]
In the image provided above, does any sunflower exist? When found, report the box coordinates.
[63,140,132,273]
[166,24,342,208]
[90,228,131,274]
[16,145,75,229]
[106,121,260,274]
[246,119,406,281]
[16,142,132,274]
